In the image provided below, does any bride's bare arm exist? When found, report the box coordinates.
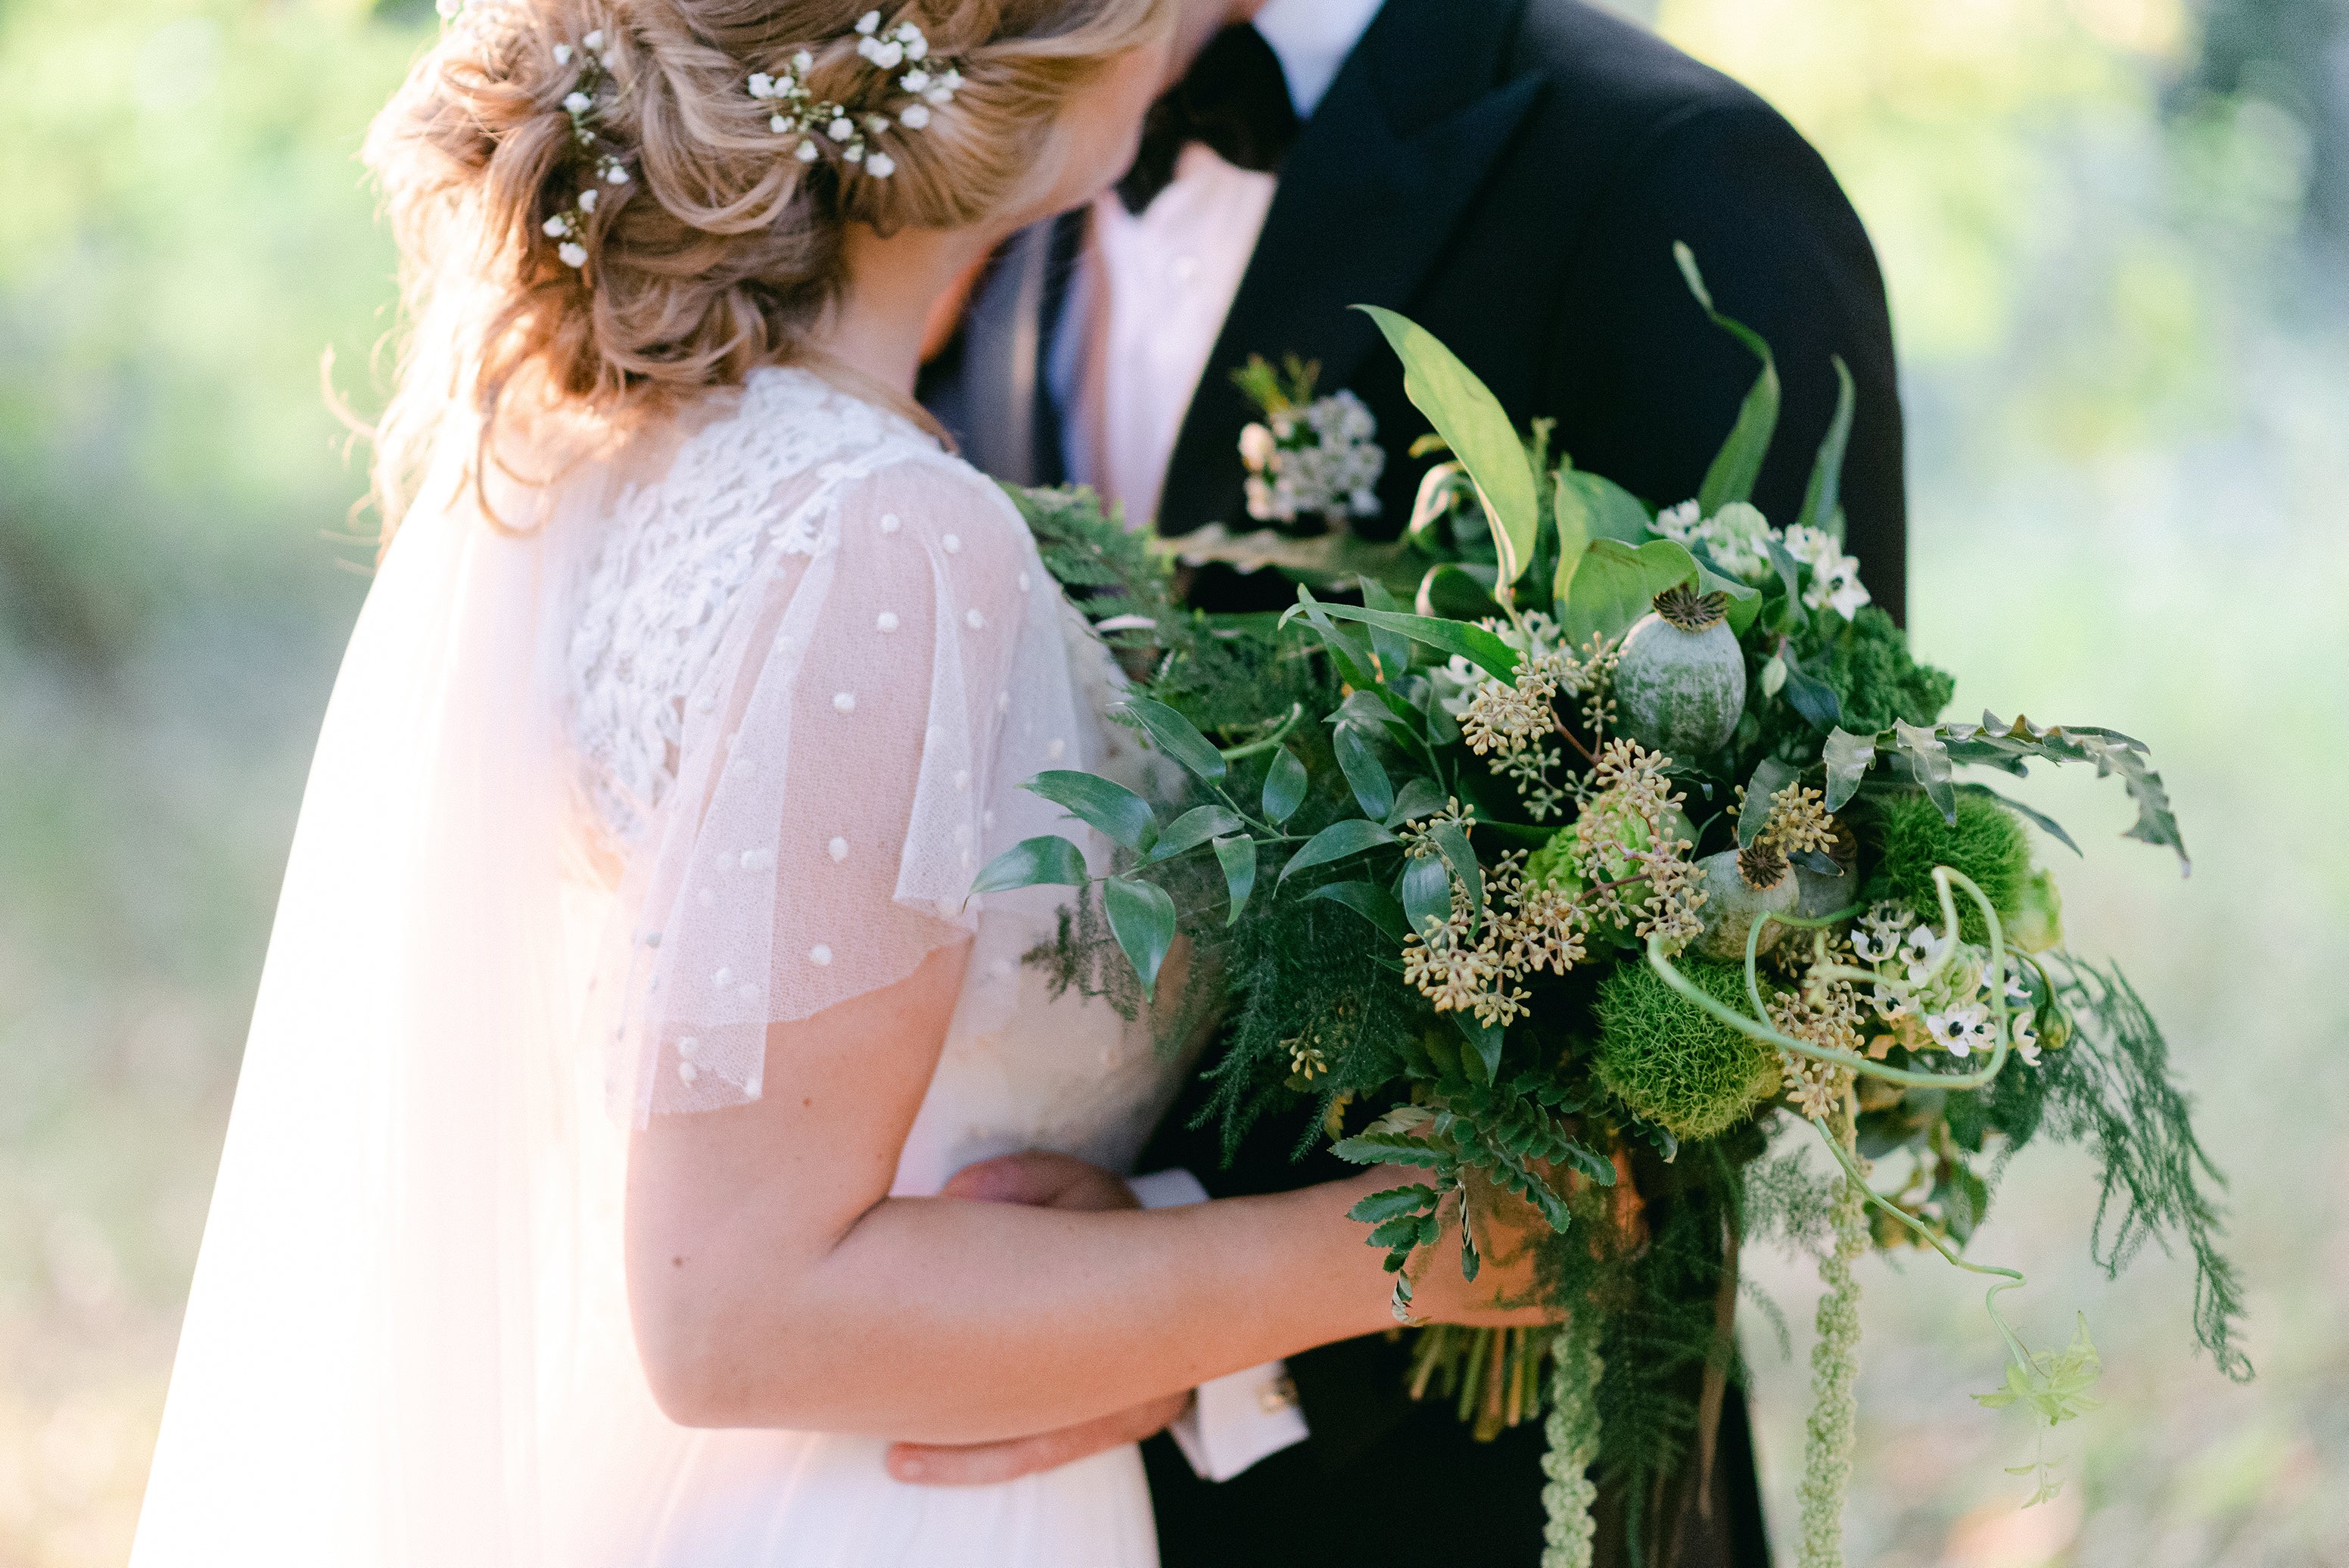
[625,941,1533,1440]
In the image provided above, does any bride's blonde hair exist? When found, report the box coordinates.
[362,0,1164,536]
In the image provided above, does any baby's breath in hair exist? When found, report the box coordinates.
[747,10,967,181]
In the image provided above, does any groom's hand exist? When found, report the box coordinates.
[884,1152,1196,1486]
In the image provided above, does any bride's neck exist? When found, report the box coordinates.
[810,222,999,397]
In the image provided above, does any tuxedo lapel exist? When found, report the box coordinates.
[1156,0,1542,537]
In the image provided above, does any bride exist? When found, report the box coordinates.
[129,2,1551,1563]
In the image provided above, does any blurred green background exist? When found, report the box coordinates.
[0,0,2342,1562]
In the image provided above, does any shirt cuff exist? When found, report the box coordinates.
[1125,1168,1312,1482]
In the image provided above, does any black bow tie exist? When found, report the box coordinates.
[1115,23,1302,215]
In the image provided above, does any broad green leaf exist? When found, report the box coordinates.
[1212,834,1259,925]
[1676,242,1782,515]
[1893,720,1958,822]
[1407,459,1476,552]
[1356,305,1541,586]
[1693,558,1765,634]
[1557,537,1699,655]
[1356,577,1414,679]
[1822,726,1878,811]
[1778,652,1844,731]
[1797,354,1856,542]
[1278,817,1400,883]
[1121,695,1225,782]
[1303,879,1408,940]
[1262,747,1308,824]
[1146,804,1246,862]
[1102,876,1177,997]
[1386,776,1449,826]
[1414,562,1503,621]
[1333,726,1395,820]
[1025,770,1157,853]
[1455,1010,1504,1083]
[1429,821,1483,931]
[1563,468,1654,544]
[1290,599,1519,682]
[1399,851,1452,935]
[969,835,1090,894]
[1737,756,1803,848]
[1348,1184,1440,1224]
[1288,586,1378,686]
[1550,465,1592,571]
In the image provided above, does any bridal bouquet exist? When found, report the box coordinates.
[986,249,2247,1568]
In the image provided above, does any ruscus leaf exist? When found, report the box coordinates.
[1121,695,1226,782]
[969,835,1090,894]
[1101,876,1177,997]
[1262,747,1308,824]
[1024,770,1159,853]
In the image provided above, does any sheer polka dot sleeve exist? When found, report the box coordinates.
[599,451,1112,1122]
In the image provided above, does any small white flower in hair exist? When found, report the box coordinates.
[747,72,774,98]
[564,90,593,115]
[898,102,930,129]
[866,152,895,177]
[865,114,891,134]
[583,29,605,50]
[558,241,589,269]
[901,68,931,93]
[843,142,865,163]
[578,187,599,212]
[543,215,568,237]
[898,24,929,61]
[792,49,814,71]
[605,163,630,184]
[554,42,573,65]
[828,116,854,141]
[855,10,881,34]
[795,139,820,162]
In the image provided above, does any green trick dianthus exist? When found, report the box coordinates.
[1820,606,1955,733]
[1592,961,1780,1142]
[1870,791,2032,944]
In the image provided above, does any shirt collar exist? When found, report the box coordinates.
[1251,0,1384,120]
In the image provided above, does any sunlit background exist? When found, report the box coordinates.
[2,0,2342,1562]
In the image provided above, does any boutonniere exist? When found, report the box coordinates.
[1233,355,1386,530]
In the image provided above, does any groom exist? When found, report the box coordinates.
[914,0,1906,1561]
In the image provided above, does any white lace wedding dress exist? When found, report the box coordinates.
[130,367,1188,1567]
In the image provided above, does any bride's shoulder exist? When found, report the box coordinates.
[583,365,1022,558]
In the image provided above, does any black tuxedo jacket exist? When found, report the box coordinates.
[922,2,1904,1561]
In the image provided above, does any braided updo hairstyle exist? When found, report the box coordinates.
[362,0,1165,533]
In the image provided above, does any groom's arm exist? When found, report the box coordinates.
[1545,97,1907,621]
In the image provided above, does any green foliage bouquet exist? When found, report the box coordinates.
[982,250,2246,1568]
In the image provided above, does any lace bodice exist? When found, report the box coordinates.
[568,368,941,851]
[555,365,1184,1146]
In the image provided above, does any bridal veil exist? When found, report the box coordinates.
[129,371,1113,1564]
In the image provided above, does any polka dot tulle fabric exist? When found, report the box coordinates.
[566,368,1114,1122]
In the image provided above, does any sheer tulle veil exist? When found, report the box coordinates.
[130,465,680,1564]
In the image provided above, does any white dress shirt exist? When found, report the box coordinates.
[1096,0,1385,1484]
[1050,0,1386,526]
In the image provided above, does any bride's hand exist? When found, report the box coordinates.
[884,1152,1196,1486]
[1385,1166,1566,1329]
